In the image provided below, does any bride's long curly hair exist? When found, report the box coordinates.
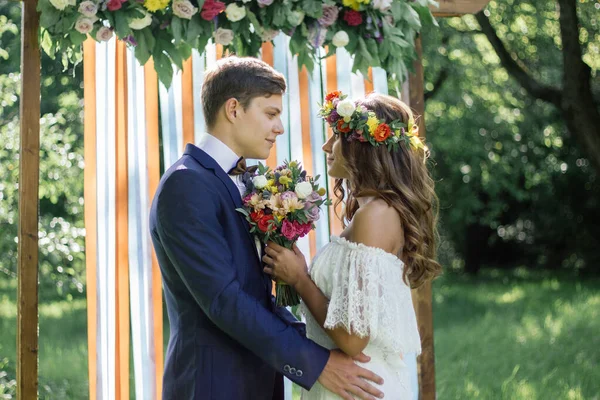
[333,93,441,288]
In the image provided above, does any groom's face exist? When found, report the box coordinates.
[232,94,284,160]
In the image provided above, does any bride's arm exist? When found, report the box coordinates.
[294,274,370,357]
[263,243,369,357]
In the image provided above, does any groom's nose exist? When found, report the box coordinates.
[274,118,284,135]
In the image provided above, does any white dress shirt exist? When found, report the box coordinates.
[197,132,247,195]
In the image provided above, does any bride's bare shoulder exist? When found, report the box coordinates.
[350,199,403,253]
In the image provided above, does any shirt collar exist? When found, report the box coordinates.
[196,133,240,174]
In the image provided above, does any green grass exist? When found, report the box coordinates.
[1,269,599,399]
[433,269,600,399]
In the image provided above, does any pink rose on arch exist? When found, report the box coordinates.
[281,220,298,241]
[343,10,363,27]
[201,0,226,21]
[107,0,124,11]
[257,0,274,7]
[318,5,339,27]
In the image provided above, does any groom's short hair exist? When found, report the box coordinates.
[201,56,287,129]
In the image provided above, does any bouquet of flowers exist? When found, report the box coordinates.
[236,160,330,307]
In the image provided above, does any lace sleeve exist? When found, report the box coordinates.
[322,237,421,355]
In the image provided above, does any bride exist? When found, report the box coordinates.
[263,92,441,399]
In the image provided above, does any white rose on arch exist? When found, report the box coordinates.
[225,3,246,22]
[49,0,70,11]
[78,1,98,17]
[173,0,198,20]
[331,31,349,48]
[74,17,94,34]
[96,26,113,42]
[372,0,393,12]
[295,182,313,199]
[129,11,152,30]
[213,28,234,45]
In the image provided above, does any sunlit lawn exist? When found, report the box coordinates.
[1,269,599,399]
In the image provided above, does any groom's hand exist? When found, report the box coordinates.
[318,349,384,400]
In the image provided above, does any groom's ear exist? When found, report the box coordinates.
[224,98,240,123]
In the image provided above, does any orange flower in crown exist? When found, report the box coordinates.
[373,123,391,142]
[318,90,430,160]
[325,91,342,102]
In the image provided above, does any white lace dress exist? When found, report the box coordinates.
[301,236,421,400]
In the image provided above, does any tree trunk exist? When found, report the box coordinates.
[557,0,600,173]
[476,3,600,175]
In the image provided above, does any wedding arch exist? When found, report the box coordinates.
[16,0,489,399]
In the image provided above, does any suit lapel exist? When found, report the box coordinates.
[183,144,261,265]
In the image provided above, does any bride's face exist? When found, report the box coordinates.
[322,132,350,179]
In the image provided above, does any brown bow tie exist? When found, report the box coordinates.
[228,157,258,176]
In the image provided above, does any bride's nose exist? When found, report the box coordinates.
[322,134,334,153]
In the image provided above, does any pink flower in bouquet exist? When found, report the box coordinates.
[281,220,298,240]
[343,10,363,26]
[280,191,297,201]
[305,203,320,222]
[305,191,322,203]
[293,221,312,237]
[201,0,226,21]
[318,5,339,27]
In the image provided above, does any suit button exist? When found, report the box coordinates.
[283,365,291,373]
[296,370,303,377]
[289,367,296,374]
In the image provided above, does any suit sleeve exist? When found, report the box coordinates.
[155,169,329,389]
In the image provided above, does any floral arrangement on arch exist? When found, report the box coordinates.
[38,0,438,87]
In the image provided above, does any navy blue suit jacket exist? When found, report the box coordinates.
[150,144,329,400]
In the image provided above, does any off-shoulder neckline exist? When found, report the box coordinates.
[330,235,404,266]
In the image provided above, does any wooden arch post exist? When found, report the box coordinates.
[413,2,491,398]
[17,0,41,398]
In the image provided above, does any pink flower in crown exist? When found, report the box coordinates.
[281,220,298,241]
[327,110,340,125]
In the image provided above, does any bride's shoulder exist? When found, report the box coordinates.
[351,200,403,254]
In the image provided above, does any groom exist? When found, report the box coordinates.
[150,56,383,400]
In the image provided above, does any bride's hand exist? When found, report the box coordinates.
[262,241,309,288]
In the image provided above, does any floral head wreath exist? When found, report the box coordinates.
[318,91,429,159]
